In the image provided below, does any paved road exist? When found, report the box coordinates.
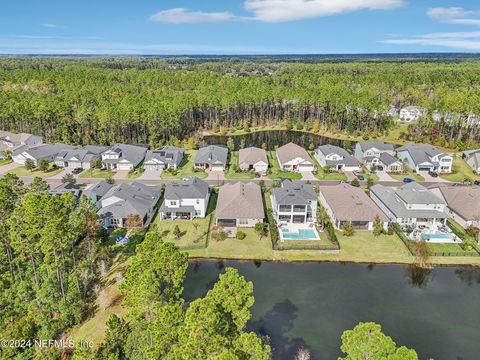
[0,162,21,175]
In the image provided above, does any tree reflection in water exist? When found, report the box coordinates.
[406,265,434,288]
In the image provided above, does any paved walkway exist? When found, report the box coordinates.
[113,170,129,180]
[301,171,317,181]
[0,162,21,175]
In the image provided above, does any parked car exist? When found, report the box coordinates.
[474,180,480,186]
[72,168,83,174]
[356,174,365,180]
[403,177,414,183]
[428,170,438,178]
[254,172,261,178]
[377,166,384,171]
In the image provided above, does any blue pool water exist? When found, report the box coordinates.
[421,233,451,240]
[281,229,318,240]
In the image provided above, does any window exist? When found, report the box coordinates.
[279,205,291,212]
[239,218,248,225]
[195,210,201,216]
[293,205,306,212]
[196,199,200,205]
[170,200,177,206]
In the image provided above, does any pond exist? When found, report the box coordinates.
[184,261,480,360]
[204,130,348,150]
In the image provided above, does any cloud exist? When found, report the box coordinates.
[150,8,237,24]
[244,0,405,22]
[40,23,66,28]
[427,7,480,26]
[150,0,405,24]
[382,31,480,51]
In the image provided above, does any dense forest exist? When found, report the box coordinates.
[0,56,480,147]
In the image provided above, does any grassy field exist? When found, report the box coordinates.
[7,164,64,178]
[389,168,425,182]
[225,151,255,180]
[439,155,480,182]
[267,150,302,180]
[0,159,11,166]
[79,168,115,179]
[160,150,207,180]
[152,214,212,249]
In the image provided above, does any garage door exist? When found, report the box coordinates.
[211,165,224,171]
[117,164,133,171]
[145,164,161,171]
[298,165,315,172]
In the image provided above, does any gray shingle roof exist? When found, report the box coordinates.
[83,181,114,201]
[357,141,395,152]
[396,143,447,166]
[430,184,480,221]
[316,145,360,166]
[271,180,316,205]
[216,182,264,219]
[238,147,268,166]
[48,183,82,197]
[144,146,184,167]
[56,145,108,164]
[163,177,209,200]
[379,152,400,166]
[19,143,75,160]
[276,142,313,165]
[194,145,228,165]
[103,144,147,163]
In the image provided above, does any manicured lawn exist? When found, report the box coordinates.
[427,242,475,254]
[7,164,64,178]
[366,172,379,182]
[439,155,480,182]
[389,169,425,182]
[267,151,302,180]
[126,166,144,179]
[308,151,348,181]
[225,151,255,180]
[79,168,115,179]
[160,150,207,179]
[0,159,11,166]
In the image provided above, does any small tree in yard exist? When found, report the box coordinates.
[173,225,182,240]
[236,230,247,240]
[372,215,383,237]
[343,222,355,237]
[62,172,76,184]
[351,178,360,187]
[38,159,49,172]
[3,150,12,161]
[25,158,35,172]
[125,213,142,232]
[411,240,432,268]
[106,176,115,185]
[367,176,374,189]
[255,222,267,240]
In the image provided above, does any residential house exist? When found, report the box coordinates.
[270,180,317,224]
[276,142,315,172]
[216,182,264,228]
[370,182,447,227]
[143,146,184,171]
[55,145,108,169]
[314,145,360,172]
[399,106,424,122]
[462,149,480,174]
[83,181,114,210]
[396,143,453,173]
[12,143,75,166]
[101,144,147,171]
[429,184,480,228]
[158,177,210,220]
[48,183,82,198]
[319,183,388,230]
[0,131,42,159]
[194,145,228,171]
[377,152,404,172]
[98,182,161,228]
[387,107,399,117]
[238,147,268,175]
[354,141,396,168]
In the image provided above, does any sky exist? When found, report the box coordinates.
[1,0,480,55]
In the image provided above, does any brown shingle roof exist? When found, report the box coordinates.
[238,147,268,166]
[216,182,264,219]
[432,184,480,221]
[276,142,313,165]
[320,184,388,222]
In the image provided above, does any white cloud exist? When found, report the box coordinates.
[150,8,237,24]
[40,23,66,28]
[427,7,480,26]
[382,31,480,51]
[244,0,405,22]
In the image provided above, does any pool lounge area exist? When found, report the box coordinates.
[279,224,321,241]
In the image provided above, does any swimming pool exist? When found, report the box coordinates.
[420,233,454,242]
[281,228,319,240]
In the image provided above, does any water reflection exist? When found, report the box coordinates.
[454,267,480,286]
[405,265,435,288]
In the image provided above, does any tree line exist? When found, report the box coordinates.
[0,57,479,148]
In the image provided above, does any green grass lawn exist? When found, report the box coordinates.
[7,164,64,178]
[389,169,425,182]
[439,155,480,182]
[308,151,348,180]
[427,242,475,254]
[267,151,302,180]
[160,150,208,179]
[225,151,255,180]
[126,166,144,179]
[0,159,11,166]
[79,168,115,179]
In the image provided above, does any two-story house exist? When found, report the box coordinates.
[276,142,315,172]
[314,144,360,172]
[101,144,147,171]
[270,180,317,224]
[158,177,210,220]
[396,144,453,173]
[144,146,184,171]
[354,141,403,172]
[370,182,447,227]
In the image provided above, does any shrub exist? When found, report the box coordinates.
[236,231,247,240]
[343,222,355,237]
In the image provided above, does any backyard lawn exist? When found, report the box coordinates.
[7,164,64,178]
[389,169,425,182]
[160,150,207,179]
[79,168,115,179]
[427,242,475,254]
[225,151,255,180]
[267,150,302,180]
[439,155,480,182]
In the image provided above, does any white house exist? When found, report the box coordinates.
[276,142,315,172]
[399,106,424,122]
[55,145,108,169]
[314,145,361,172]
[101,144,147,171]
[396,143,453,173]
[143,146,184,171]
[354,141,402,172]
[0,131,42,159]
[462,149,480,174]
[12,143,75,166]
[158,177,210,220]
[238,147,268,175]
[270,180,317,224]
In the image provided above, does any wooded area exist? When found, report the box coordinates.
[0,57,479,147]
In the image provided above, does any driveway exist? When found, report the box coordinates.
[301,171,317,181]
[49,168,77,180]
[376,170,398,182]
[206,170,226,183]
[113,170,130,180]
[0,162,21,175]
[344,171,357,181]
[138,169,162,180]
[419,171,449,183]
